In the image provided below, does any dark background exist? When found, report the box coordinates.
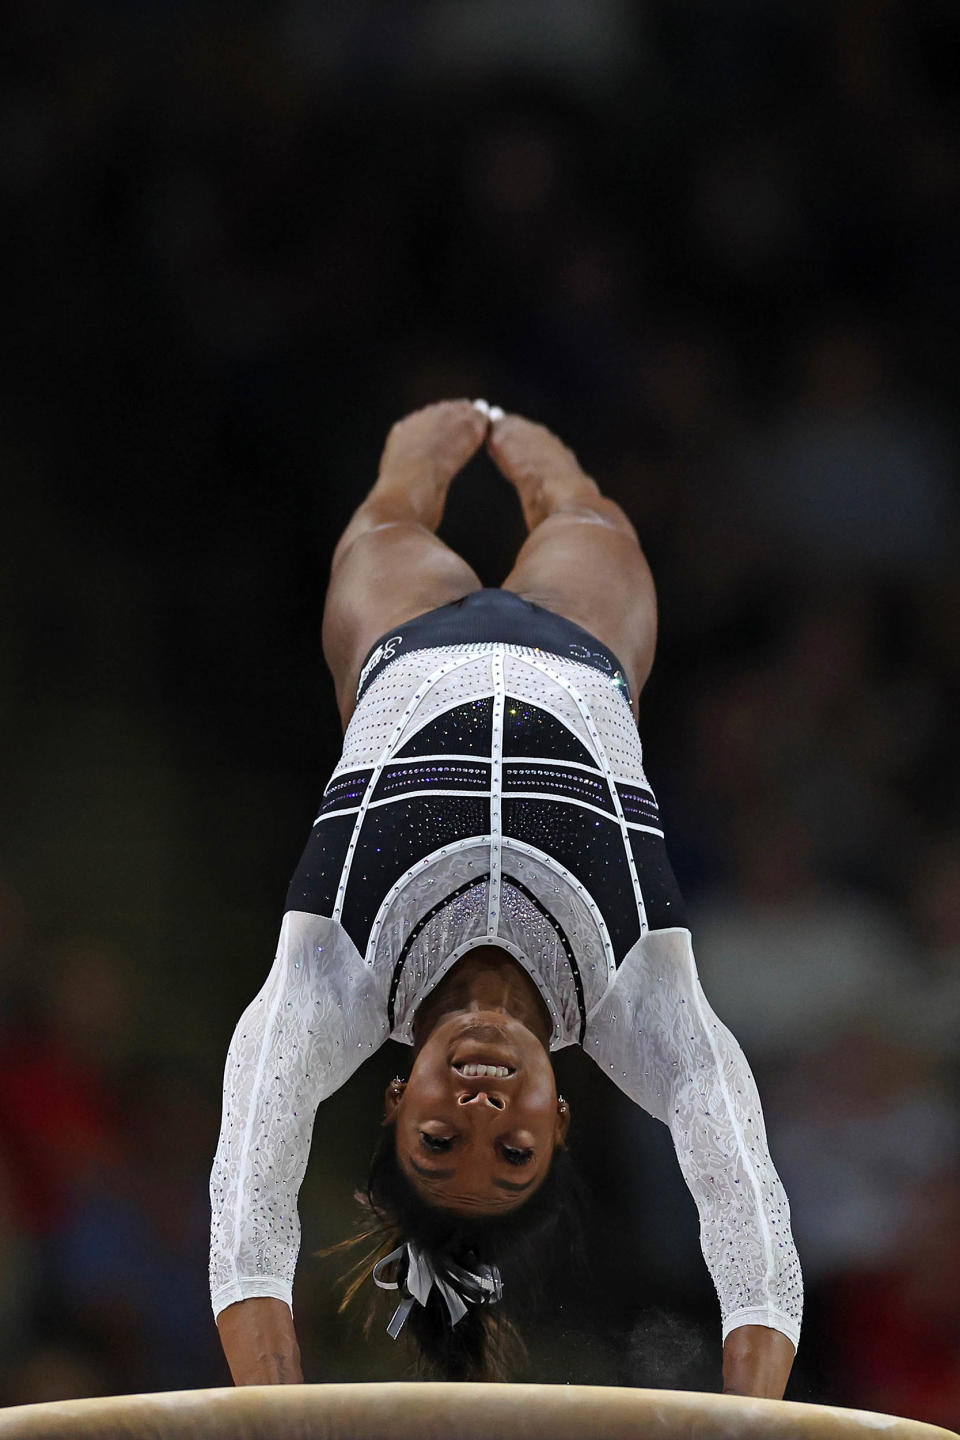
[1,0,959,1425]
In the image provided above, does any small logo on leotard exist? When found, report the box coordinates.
[568,642,612,673]
[357,634,404,696]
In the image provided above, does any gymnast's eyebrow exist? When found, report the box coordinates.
[409,1156,456,1180]
[409,1157,535,1192]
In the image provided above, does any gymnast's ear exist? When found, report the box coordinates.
[383,1078,406,1125]
[555,1097,572,1148]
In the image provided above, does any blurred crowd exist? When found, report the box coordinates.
[1,0,959,1426]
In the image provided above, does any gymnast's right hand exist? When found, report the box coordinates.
[216,1297,304,1385]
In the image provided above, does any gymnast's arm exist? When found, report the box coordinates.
[584,927,802,1400]
[216,1297,302,1387]
[209,912,387,1385]
[720,1323,795,1399]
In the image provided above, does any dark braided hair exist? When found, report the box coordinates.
[329,1122,585,1380]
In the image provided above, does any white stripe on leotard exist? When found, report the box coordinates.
[331,652,480,926]
[488,650,506,936]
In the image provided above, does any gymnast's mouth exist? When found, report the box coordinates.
[449,1021,520,1074]
[452,1060,517,1079]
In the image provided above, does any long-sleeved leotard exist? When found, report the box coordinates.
[209,634,802,1349]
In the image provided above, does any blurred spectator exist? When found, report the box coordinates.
[771,1034,959,1283]
[691,808,912,1065]
[899,835,960,1064]
[739,321,956,576]
[0,941,132,1238]
[51,1064,226,1393]
[824,1168,960,1429]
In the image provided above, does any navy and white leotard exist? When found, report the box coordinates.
[209,592,803,1349]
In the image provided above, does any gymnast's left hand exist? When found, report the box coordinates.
[721,1324,795,1399]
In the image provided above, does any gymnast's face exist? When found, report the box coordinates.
[385,1013,570,1214]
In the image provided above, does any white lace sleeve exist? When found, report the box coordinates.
[209,911,388,1319]
[584,927,803,1349]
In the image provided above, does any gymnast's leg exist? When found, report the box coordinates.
[322,400,486,728]
[491,414,658,720]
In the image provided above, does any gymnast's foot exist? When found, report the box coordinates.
[376,400,489,531]
[486,412,601,532]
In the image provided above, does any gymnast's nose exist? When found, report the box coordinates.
[457,1090,505,1111]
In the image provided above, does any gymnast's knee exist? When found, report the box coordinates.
[534,501,638,542]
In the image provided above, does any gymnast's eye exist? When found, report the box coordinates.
[420,1132,454,1152]
[500,1143,534,1166]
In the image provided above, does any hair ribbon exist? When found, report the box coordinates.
[373,1242,503,1339]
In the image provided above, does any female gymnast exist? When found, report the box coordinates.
[209,401,802,1398]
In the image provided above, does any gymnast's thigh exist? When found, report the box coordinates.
[321,521,480,728]
[501,511,658,715]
